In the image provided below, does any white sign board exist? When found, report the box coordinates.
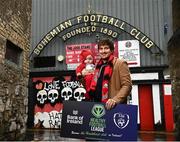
[118,40,140,67]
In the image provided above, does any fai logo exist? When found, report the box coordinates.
[91,104,105,118]
[113,113,129,129]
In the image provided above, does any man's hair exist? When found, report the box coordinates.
[98,38,114,51]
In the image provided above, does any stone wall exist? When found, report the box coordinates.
[171,0,180,139]
[172,0,180,31]
[168,29,180,139]
[0,0,31,140]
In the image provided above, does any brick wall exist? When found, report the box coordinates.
[0,0,31,140]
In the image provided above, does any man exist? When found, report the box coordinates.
[89,38,132,110]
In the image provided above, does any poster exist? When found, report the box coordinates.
[118,40,140,67]
[66,42,119,70]
[32,76,86,128]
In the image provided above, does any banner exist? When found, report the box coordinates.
[61,101,138,141]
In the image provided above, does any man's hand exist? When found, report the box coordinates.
[105,99,117,110]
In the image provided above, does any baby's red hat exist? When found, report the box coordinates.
[79,49,94,62]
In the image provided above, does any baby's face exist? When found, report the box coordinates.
[84,55,93,64]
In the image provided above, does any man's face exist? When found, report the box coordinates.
[98,45,113,60]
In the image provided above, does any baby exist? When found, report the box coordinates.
[76,49,95,100]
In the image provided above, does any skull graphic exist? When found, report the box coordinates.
[61,87,72,100]
[37,90,47,104]
[48,89,59,103]
[73,87,86,101]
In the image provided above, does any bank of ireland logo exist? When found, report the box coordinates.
[113,113,130,129]
[91,104,105,118]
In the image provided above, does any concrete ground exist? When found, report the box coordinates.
[2,129,177,141]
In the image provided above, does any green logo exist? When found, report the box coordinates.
[91,104,105,118]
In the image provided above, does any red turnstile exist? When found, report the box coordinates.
[138,85,154,130]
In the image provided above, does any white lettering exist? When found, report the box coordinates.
[130,28,137,36]
[34,48,40,55]
[50,29,58,37]
[62,26,96,41]
[77,16,82,23]
[90,15,96,21]
[84,15,89,22]
[145,41,154,48]
[102,16,108,23]
[91,127,104,132]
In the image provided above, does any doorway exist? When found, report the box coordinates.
[138,85,154,130]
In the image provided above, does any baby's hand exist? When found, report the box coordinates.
[87,69,94,74]
[82,69,88,76]
[82,68,94,76]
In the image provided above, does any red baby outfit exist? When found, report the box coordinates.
[76,49,95,100]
